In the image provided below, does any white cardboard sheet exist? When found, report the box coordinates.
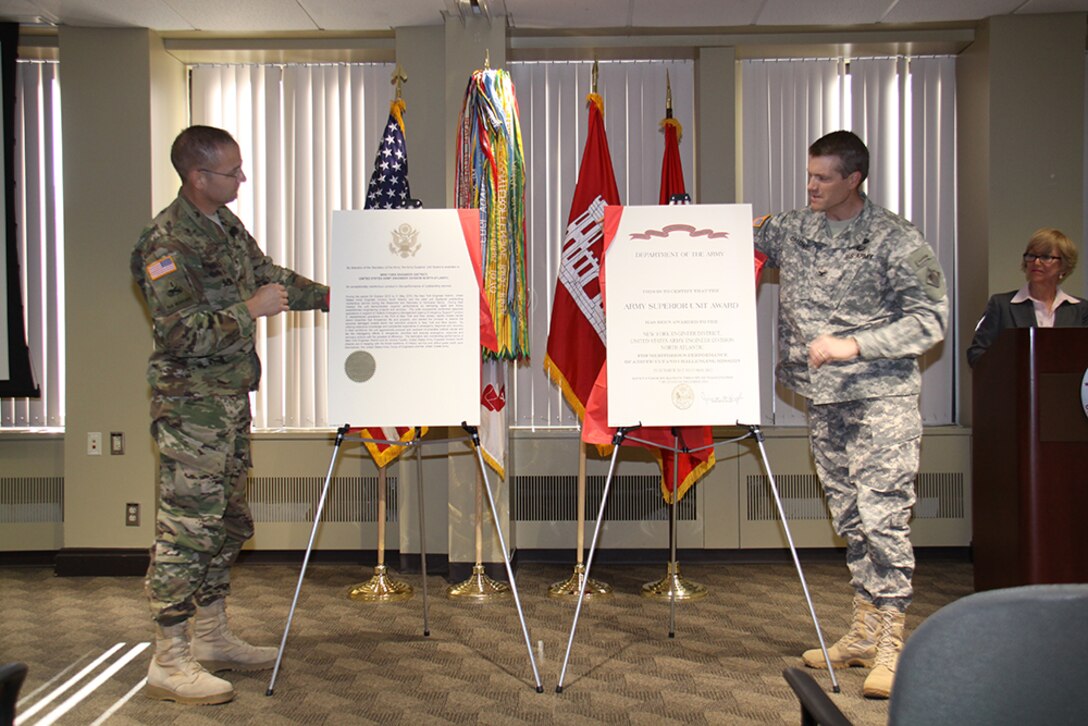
[328,209,481,427]
[605,204,761,426]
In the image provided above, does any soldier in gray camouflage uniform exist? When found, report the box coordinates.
[753,131,947,700]
[132,125,329,705]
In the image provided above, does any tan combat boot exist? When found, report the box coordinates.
[192,599,278,672]
[145,622,235,705]
[862,607,906,699]
[802,594,880,669]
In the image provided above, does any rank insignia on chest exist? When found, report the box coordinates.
[147,256,177,280]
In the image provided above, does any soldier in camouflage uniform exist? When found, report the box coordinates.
[753,131,947,699]
[132,125,329,705]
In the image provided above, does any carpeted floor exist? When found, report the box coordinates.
[1,557,973,724]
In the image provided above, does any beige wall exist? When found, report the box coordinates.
[57,28,185,548]
[957,13,1086,424]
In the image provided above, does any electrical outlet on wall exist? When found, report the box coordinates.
[125,503,140,527]
[87,432,102,455]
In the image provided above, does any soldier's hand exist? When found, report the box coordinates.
[808,334,860,369]
[246,283,289,319]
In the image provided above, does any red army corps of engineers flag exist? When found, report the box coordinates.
[544,93,621,419]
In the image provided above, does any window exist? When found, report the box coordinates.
[1,60,64,429]
[508,59,696,428]
[741,56,957,425]
[189,63,393,429]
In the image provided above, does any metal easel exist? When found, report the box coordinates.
[554,424,840,693]
[266,423,543,695]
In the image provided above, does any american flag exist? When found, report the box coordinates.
[365,99,412,210]
[146,256,177,280]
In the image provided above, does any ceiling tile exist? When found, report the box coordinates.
[302,0,445,31]
[884,0,1026,24]
[756,0,895,26]
[631,0,765,27]
[503,0,635,29]
[164,0,320,32]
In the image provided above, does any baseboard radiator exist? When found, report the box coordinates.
[0,476,64,523]
[246,475,397,523]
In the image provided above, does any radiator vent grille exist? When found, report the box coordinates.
[0,477,64,523]
[747,474,829,521]
[914,472,965,519]
[246,476,396,523]
[513,475,696,522]
[746,472,966,522]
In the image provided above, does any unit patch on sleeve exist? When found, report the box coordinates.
[905,245,946,302]
[146,255,195,313]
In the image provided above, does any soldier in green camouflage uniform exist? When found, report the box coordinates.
[132,125,329,705]
[753,131,947,699]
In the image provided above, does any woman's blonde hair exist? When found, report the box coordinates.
[1022,227,1078,280]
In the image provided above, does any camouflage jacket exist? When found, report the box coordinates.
[132,192,329,397]
[754,194,948,404]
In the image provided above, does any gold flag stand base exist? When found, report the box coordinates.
[547,563,613,599]
[640,561,708,601]
[446,563,511,600]
[347,563,414,602]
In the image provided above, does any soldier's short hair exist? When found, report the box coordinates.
[809,130,869,183]
[171,125,237,182]
[1022,227,1079,279]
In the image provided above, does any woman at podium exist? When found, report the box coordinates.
[967,227,1088,367]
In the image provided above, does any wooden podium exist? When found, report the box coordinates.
[971,327,1088,591]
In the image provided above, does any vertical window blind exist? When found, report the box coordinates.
[741,56,957,426]
[1,60,63,429]
[189,63,392,429]
[508,59,696,428]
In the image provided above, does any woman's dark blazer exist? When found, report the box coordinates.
[967,290,1088,367]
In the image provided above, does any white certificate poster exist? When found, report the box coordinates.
[605,204,761,426]
[329,209,481,426]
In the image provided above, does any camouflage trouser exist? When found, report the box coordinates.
[146,394,254,625]
[807,395,920,612]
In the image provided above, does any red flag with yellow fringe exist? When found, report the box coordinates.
[544,92,621,421]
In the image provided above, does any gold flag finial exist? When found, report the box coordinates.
[392,63,407,100]
[592,58,599,94]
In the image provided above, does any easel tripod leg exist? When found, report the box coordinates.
[463,425,544,692]
[414,434,430,637]
[751,426,840,693]
[266,424,349,696]
[556,440,623,692]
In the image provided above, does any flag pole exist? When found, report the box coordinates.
[447,458,510,599]
[548,440,612,598]
[349,464,414,601]
[548,58,613,600]
[641,430,707,604]
[641,69,710,603]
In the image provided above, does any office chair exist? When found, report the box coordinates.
[783,584,1088,725]
[0,662,28,726]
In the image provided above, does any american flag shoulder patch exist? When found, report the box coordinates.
[147,256,177,281]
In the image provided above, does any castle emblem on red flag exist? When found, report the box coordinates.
[481,383,506,412]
